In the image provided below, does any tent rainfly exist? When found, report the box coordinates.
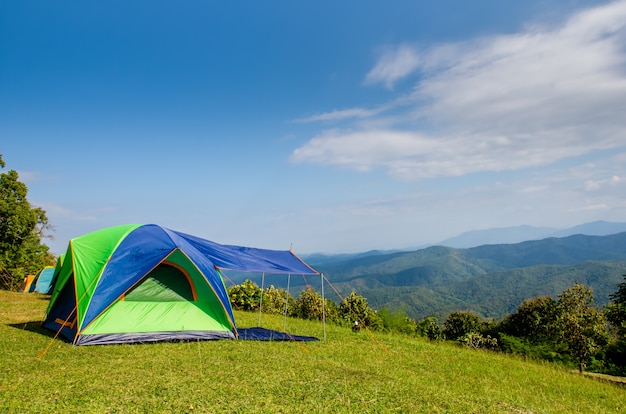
[43,224,319,345]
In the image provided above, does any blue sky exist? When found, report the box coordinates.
[2,0,626,255]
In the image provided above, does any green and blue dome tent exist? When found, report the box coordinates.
[44,224,319,345]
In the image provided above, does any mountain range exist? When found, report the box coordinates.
[436,220,626,248]
[295,221,626,321]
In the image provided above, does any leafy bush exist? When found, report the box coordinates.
[228,279,262,311]
[260,285,294,315]
[603,341,626,376]
[339,290,382,329]
[499,296,558,342]
[442,311,482,340]
[377,307,417,335]
[498,333,574,366]
[417,317,443,341]
[291,287,331,321]
[460,332,499,351]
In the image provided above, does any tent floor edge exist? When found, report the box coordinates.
[74,330,236,346]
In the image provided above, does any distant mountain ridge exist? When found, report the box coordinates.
[304,231,626,321]
[437,220,626,248]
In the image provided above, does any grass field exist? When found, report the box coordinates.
[1,290,624,413]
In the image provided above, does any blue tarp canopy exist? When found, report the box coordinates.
[172,228,319,275]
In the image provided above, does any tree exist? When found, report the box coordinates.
[501,296,559,342]
[606,274,626,340]
[0,154,55,291]
[556,283,609,373]
[604,275,626,375]
[339,290,382,329]
[442,311,482,341]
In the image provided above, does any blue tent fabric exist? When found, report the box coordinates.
[238,327,319,342]
[32,267,55,293]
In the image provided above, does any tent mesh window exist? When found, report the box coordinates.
[124,264,195,302]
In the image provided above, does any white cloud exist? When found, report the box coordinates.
[291,0,626,180]
[292,107,383,123]
[364,44,421,89]
[585,175,622,190]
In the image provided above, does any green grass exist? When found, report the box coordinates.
[1,291,624,413]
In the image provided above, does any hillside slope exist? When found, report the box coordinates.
[1,291,624,413]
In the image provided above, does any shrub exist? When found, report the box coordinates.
[291,287,327,321]
[339,290,382,329]
[261,285,295,315]
[500,296,558,342]
[378,307,417,335]
[417,317,442,341]
[442,311,482,340]
[460,332,499,351]
[228,279,261,311]
[498,333,573,365]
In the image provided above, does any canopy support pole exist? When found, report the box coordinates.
[257,272,265,327]
[283,273,291,331]
[321,272,327,341]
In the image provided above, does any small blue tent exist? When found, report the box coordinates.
[31,266,56,293]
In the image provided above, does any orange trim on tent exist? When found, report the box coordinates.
[54,317,77,329]
[162,260,198,301]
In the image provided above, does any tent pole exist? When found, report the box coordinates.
[321,272,326,341]
[283,274,291,331]
[258,273,265,327]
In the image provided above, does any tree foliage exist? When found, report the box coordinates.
[417,317,443,341]
[606,274,626,340]
[555,283,609,373]
[291,287,327,321]
[261,285,294,315]
[500,296,558,342]
[442,311,482,340]
[603,275,626,375]
[0,154,55,290]
[460,332,499,350]
[228,279,262,311]
[339,290,381,329]
[377,307,416,335]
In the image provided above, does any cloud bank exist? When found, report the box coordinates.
[290,0,626,180]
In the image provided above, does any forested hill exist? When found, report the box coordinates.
[308,232,626,321]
